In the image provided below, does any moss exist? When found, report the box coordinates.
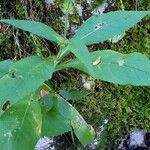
[16,2,25,17]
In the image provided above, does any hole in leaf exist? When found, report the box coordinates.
[2,100,10,111]
[11,72,16,78]
[94,22,105,30]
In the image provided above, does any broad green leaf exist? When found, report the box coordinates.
[41,93,95,144]
[0,20,64,43]
[0,60,12,78]
[57,50,150,86]
[0,56,54,109]
[68,39,96,78]
[0,94,42,150]
[59,89,88,101]
[41,94,71,137]
[57,96,95,145]
[73,11,150,45]
[71,108,95,145]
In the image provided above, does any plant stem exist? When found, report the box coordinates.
[42,83,54,92]
[63,12,69,38]
[56,0,71,65]
[120,0,125,10]
[63,0,72,38]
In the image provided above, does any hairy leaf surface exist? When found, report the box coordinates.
[0,20,64,43]
[0,60,12,78]
[73,11,150,45]
[41,94,71,136]
[41,93,95,145]
[71,108,95,145]
[57,50,150,86]
[0,94,42,150]
[57,97,95,145]
[0,56,54,109]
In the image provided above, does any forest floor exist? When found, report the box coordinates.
[0,0,150,149]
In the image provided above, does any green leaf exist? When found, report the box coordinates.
[57,50,150,86]
[41,93,95,145]
[0,94,42,150]
[40,94,53,112]
[41,94,71,137]
[0,60,12,78]
[0,19,64,43]
[57,96,95,145]
[0,56,54,109]
[73,11,150,45]
[57,97,75,119]
[71,108,95,145]
[59,89,88,101]
[68,39,96,78]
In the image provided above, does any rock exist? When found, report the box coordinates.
[45,0,54,5]
[35,136,56,150]
[118,129,150,150]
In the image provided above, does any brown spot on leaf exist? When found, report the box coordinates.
[40,89,49,97]
[92,56,101,66]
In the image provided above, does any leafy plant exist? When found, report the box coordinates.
[0,9,150,149]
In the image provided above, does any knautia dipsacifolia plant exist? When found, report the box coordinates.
[0,2,150,149]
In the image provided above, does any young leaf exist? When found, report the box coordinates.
[57,50,150,86]
[41,94,71,137]
[0,20,64,43]
[61,0,74,15]
[0,60,12,78]
[0,56,54,109]
[0,94,42,150]
[73,11,150,45]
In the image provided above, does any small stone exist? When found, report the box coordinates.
[75,4,83,16]
[35,136,56,150]
[118,129,150,150]
[45,0,54,5]
[83,81,94,90]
